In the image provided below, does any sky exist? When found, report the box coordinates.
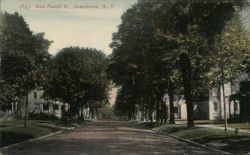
[1,0,137,55]
[1,0,249,105]
[1,0,250,56]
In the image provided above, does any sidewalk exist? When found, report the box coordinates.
[197,124,250,134]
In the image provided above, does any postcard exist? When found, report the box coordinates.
[0,0,250,154]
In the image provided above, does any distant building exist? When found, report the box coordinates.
[167,82,242,121]
[28,90,65,118]
[208,83,240,120]
[0,96,20,119]
[164,95,187,119]
[170,74,250,120]
[124,76,248,122]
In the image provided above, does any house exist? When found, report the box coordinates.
[167,81,243,121]
[208,83,240,120]
[133,76,247,122]
[207,72,250,121]
[28,90,66,118]
[0,97,19,114]
[0,90,66,119]
[164,72,250,121]
[164,95,187,119]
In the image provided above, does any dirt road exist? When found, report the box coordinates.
[1,121,225,155]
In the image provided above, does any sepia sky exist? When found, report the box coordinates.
[1,0,250,56]
[1,0,137,55]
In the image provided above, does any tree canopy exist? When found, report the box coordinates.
[109,0,249,127]
[43,47,109,115]
[0,12,51,103]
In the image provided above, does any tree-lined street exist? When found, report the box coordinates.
[1,0,250,154]
[1,121,225,155]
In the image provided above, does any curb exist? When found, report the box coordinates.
[0,130,63,151]
[152,129,232,155]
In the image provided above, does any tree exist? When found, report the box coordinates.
[210,15,250,84]
[0,12,51,127]
[43,47,109,118]
[154,0,249,127]
[109,0,248,128]
[209,15,250,131]
[109,1,176,123]
[114,85,137,120]
[98,104,112,119]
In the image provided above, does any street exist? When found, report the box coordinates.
[1,121,225,155]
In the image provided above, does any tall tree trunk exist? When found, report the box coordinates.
[180,54,194,128]
[91,108,95,119]
[160,100,166,124]
[185,90,194,127]
[222,84,228,129]
[233,101,236,119]
[218,87,222,119]
[95,108,99,119]
[155,86,166,124]
[183,75,194,127]
[141,102,145,121]
[148,109,153,123]
[81,107,85,120]
[161,101,168,124]
[156,99,160,124]
[169,81,175,124]
[24,94,28,128]
[160,101,163,124]
[229,102,231,121]
[221,78,227,132]
[169,89,175,124]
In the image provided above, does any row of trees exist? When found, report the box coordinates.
[108,0,250,127]
[1,1,250,128]
[0,12,109,126]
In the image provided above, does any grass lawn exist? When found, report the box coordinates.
[217,123,250,130]
[0,119,84,147]
[0,124,59,147]
[175,119,224,125]
[155,124,250,154]
[176,119,250,130]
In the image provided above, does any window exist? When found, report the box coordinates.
[43,104,49,110]
[53,104,59,110]
[213,102,218,112]
[34,92,37,99]
[174,107,179,113]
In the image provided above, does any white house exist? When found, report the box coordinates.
[208,83,240,120]
[166,82,241,121]
[28,90,65,118]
